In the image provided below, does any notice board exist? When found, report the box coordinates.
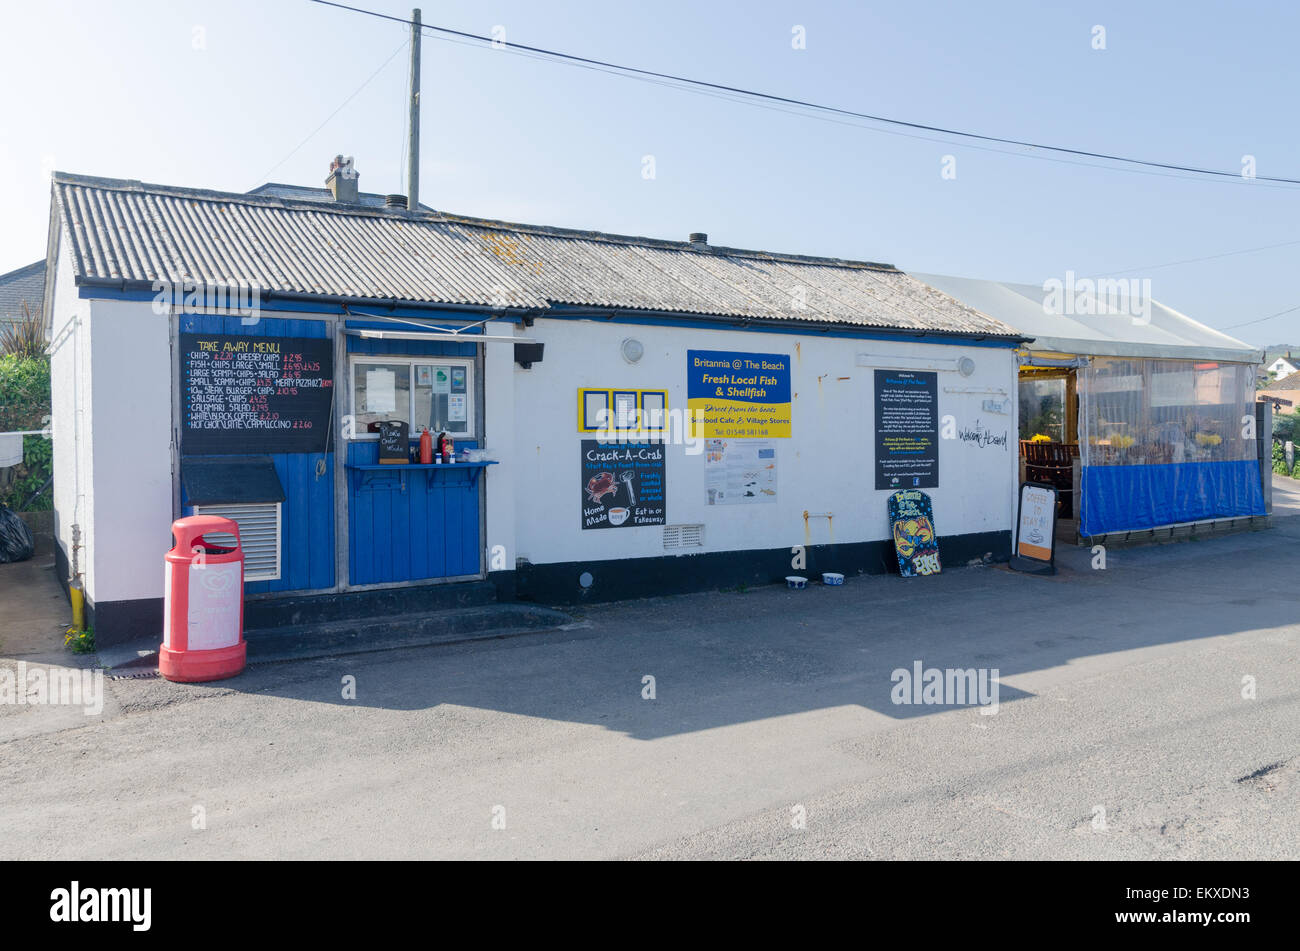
[874,369,938,490]
[705,439,777,504]
[687,350,791,438]
[181,333,334,455]
[581,441,666,529]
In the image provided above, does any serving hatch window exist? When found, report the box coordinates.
[350,358,473,437]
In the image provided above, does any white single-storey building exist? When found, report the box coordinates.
[42,168,1031,646]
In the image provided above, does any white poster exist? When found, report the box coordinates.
[448,394,467,422]
[433,366,451,394]
[365,368,396,413]
[705,439,777,504]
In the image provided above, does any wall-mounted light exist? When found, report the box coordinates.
[621,338,644,364]
[958,357,976,377]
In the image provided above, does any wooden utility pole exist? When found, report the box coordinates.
[407,8,421,210]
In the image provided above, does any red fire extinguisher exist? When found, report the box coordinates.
[419,427,433,464]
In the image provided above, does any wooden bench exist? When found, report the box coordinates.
[1020,441,1079,517]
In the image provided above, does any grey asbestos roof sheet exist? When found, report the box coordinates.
[50,173,1019,339]
[0,260,45,323]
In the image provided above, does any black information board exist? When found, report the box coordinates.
[874,369,939,490]
[181,333,334,455]
[581,441,666,529]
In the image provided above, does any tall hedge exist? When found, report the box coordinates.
[0,354,52,509]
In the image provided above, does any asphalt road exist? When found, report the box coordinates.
[2,518,1297,860]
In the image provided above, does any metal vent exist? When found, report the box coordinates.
[663,523,705,550]
[190,502,282,581]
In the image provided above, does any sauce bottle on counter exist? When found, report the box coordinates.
[442,432,454,464]
[419,427,433,464]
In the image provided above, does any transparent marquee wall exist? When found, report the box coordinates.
[1076,358,1265,535]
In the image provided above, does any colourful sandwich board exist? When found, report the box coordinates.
[888,490,941,577]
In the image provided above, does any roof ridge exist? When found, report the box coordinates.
[50,170,899,272]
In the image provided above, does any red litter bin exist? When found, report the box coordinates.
[159,515,246,682]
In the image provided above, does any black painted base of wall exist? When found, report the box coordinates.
[515,531,1010,605]
[87,596,164,648]
[77,531,1008,646]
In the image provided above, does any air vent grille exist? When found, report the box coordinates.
[190,502,282,581]
[663,523,705,550]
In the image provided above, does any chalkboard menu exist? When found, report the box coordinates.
[581,441,666,529]
[875,370,939,490]
[181,333,334,455]
[378,421,409,464]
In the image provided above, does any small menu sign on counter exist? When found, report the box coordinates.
[181,333,334,455]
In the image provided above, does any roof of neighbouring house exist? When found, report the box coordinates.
[47,172,1021,341]
[1263,370,1300,391]
[0,260,45,324]
[246,182,435,211]
[912,273,1261,365]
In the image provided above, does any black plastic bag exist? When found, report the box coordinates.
[0,504,35,564]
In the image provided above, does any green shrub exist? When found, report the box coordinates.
[0,303,44,359]
[1293,461,1300,479]
[0,354,52,509]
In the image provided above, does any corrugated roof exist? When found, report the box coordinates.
[1263,370,1300,392]
[912,272,1261,365]
[0,260,45,324]
[50,173,1019,340]
[246,182,435,211]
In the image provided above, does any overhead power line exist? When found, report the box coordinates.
[310,0,1300,188]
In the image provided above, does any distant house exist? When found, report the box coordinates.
[0,260,45,332]
[1266,354,1298,379]
[1260,370,1300,414]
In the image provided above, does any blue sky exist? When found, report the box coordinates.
[1,0,1297,346]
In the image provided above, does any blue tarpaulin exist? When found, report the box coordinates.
[1080,460,1265,536]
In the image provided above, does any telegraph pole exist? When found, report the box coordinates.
[407,8,421,210]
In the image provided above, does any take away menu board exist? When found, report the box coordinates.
[181,333,334,455]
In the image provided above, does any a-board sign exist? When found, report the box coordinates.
[1011,481,1058,574]
[875,369,938,490]
[581,441,666,529]
[378,421,410,465]
[888,489,941,577]
[181,333,333,455]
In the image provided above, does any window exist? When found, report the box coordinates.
[577,387,670,433]
[351,358,473,437]
[1019,376,1066,442]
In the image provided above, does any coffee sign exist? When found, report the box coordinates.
[1012,482,1057,574]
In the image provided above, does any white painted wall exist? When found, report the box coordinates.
[482,320,516,572]
[513,318,1020,566]
[75,299,173,605]
[47,236,84,578]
